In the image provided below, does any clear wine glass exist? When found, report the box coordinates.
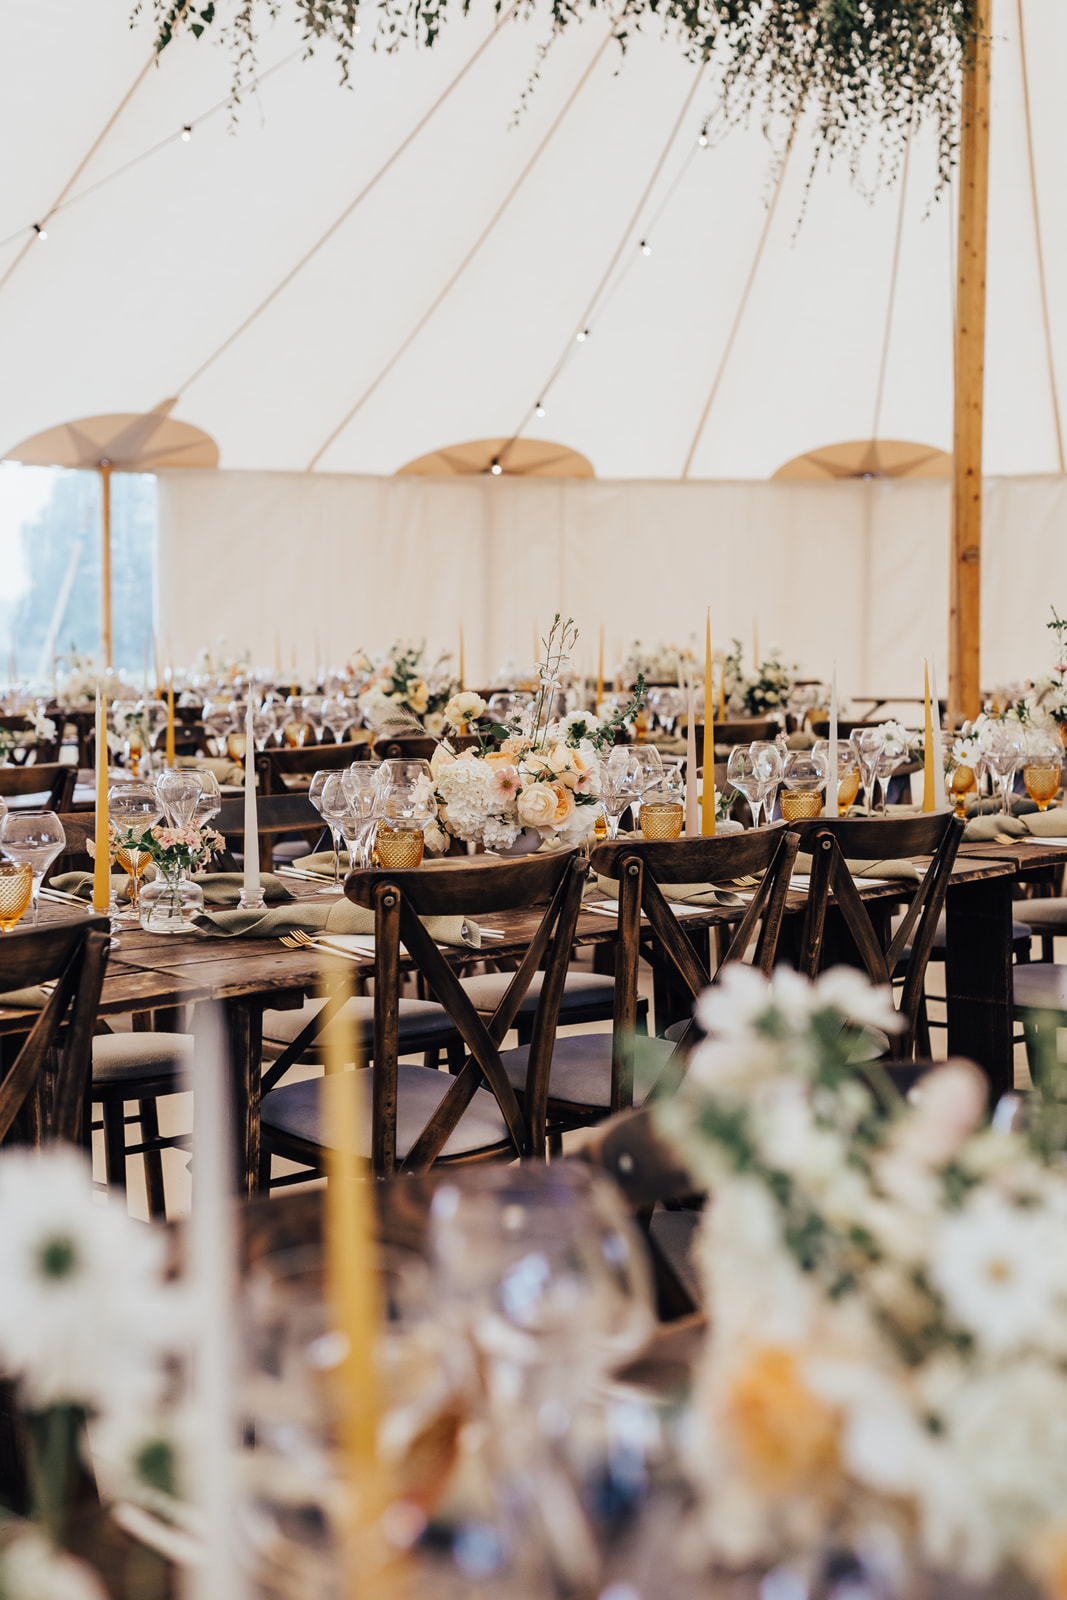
[0,810,66,924]
[628,747,663,830]
[191,768,222,830]
[341,763,384,869]
[851,728,886,818]
[726,746,762,828]
[157,768,204,829]
[813,737,860,814]
[750,739,783,826]
[875,732,908,815]
[201,699,235,757]
[981,722,1026,816]
[599,748,639,840]
[301,694,326,745]
[780,748,830,822]
[320,696,355,745]
[108,781,162,921]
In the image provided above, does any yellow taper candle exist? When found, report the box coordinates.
[165,667,176,768]
[93,688,110,913]
[922,661,936,813]
[702,610,715,836]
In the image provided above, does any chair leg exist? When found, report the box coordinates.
[137,1099,168,1221]
[446,1038,467,1075]
[258,1140,273,1192]
[1043,934,1055,964]
[915,994,932,1060]
[101,1101,128,1196]
[547,1131,564,1159]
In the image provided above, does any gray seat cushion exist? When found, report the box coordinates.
[262,995,459,1061]
[1014,963,1067,1013]
[498,1033,677,1108]
[92,1032,194,1084]
[459,969,616,1017]
[1014,898,1067,930]
[893,911,1031,952]
[261,1064,510,1160]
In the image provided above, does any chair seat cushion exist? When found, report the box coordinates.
[893,912,1031,954]
[1014,898,1067,930]
[261,1065,510,1160]
[459,969,616,1017]
[262,995,459,1059]
[92,1032,195,1084]
[498,1033,677,1109]
[1014,963,1067,1014]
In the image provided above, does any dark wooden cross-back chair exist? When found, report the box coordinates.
[0,918,110,1149]
[255,742,373,797]
[792,812,964,1059]
[0,715,62,765]
[496,825,801,1143]
[259,848,589,1179]
[0,762,76,815]
[215,791,323,872]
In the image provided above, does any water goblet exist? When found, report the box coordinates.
[190,768,222,830]
[0,811,66,925]
[313,772,350,890]
[750,739,783,826]
[726,746,762,828]
[0,862,32,931]
[780,749,829,822]
[202,699,235,756]
[874,731,909,815]
[1023,734,1063,812]
[341,763,385,869]
[108,781,163,920]
[851,728,885,818]
[599,748,639,840]
[980,722,1025,817]
[302,695,326,744]
[628,747,663,830]
[320,696,355,745]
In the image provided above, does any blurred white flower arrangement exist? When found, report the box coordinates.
[657,964,1067,1595]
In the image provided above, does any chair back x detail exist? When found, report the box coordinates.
[793,812,964,1058]
[344,849,588,1172]
[0,918,110,1148]
[590,824,800,1103]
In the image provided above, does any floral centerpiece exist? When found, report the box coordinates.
[657,963,1067,1597]
[427,616,644,853]
[742,645,795,718]
[355,643,456,738]
[0,710,57,765]
[621,640,696,685]
[109,820,222,931]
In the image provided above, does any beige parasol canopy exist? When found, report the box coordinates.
[397,436,594,478]
[4,401,218,667]
[772,439,952,482]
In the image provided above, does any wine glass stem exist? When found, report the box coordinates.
[332,827,342,887]
[605,810,622,840]
[1000,772,1014,817]
[750,797,762,829]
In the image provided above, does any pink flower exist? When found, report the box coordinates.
[490,764,522,802]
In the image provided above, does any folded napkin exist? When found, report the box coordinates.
[193,897,480,947]
[177,755,246,786]
[51,871,135,902]
[293,850,349,875]
[0,987,49,1010]
[793,853,920,882]
[965,795,1038,818]
[963,814,1028,842]
[593,874,745,908]
[194,873,293,907]
[1022,807,1067,837]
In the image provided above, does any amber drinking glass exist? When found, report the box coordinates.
[950,764,976,819]
[377,825,425,869]
[0,863,32,931]
[640,801,684,840]
[780,790,823,821]
[115,846,153,913]
[1023,741,1062,812]
[837,769,861,811]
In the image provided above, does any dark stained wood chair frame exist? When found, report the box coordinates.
[585,824,801,1113]
[0,762,76,814]
[215,791,323,872]
[261,850,589,1177]
[255,742,372,796]
[792,812,964,1059]
[0,918,110,1148]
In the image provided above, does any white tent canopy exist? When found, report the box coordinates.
[3,0,1067,690]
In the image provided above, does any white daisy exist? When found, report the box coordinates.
[929,1189,1067,1357]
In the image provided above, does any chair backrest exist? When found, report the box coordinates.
[0,918,110,1148]
[589,825,800,1103]
[0,763,76,812]
[255,742,371,796]
[686,718,779,744]
[216,791,322,871]
[0,715,61,765]
[792,812,964,1058]
[344,850,589,1170]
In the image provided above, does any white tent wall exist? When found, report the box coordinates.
[157,469,1065,695]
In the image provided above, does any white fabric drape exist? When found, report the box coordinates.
[156,467,1067,697]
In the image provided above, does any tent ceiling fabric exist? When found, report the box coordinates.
[1,0,1065,481]
[397,437,594,476]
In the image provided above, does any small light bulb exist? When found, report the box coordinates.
[640,239,651,255]
[535,402,546,418]
[32,223,47,240]
[490,459,502,476]
[181,124,192,141]
[576,328,589,343]
[698,132,708,147]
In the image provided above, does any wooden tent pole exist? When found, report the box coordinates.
[949,0,992,723]
[100,461,113,669]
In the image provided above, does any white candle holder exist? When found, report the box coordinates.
[238,889,266,913]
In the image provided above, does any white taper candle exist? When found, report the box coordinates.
[827,663,839,817]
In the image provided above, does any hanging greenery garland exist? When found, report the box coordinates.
[137,0,976,186]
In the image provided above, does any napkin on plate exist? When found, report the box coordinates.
[593,874,746,908]
[51,871,137,902]
[0,987,50,1010]
[1022,807,1067,837]
[792,853,920,882]
[963,814,1028,842]
[193,896,481,947]
[292,850,350,875]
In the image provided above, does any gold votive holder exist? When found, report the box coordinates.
[780,790,823,822]
[377,825,425,869]
[640,802,684,840]
[1024,762,1061,811]
[0,863,33,932]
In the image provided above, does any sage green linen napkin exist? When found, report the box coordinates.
[52,871,134,902]
[965,795,1038,819]
[1022,807,1067,837]
[593,874,744,908]
[0,987,49,1010]
[964,814,1028,842]
[293,851,349,875]
[793,853,920,883]
[193,896,481,947]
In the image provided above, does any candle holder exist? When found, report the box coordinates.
[238,888,267,912]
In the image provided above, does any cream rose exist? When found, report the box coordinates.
[408,679,430,715]
[516,781,559,831]
[548,780,575,829]
[444,691,487,726]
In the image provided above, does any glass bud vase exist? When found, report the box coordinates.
[139,874,205,933]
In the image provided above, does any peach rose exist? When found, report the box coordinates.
[516,781,558,831]
[548,780,575,828]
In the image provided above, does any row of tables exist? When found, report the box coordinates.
[5,835,1062,1191]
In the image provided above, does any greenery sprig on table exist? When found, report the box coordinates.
[137,0,976,189]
